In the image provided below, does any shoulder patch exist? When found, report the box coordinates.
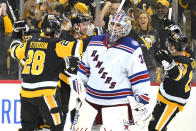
[131,40,139,46]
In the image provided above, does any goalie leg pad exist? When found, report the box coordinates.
[101,106,130,131]
[74,100,98,130]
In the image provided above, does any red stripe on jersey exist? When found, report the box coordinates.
[130,73,149,83]
[141,94,150,101]
[86,88,133,97]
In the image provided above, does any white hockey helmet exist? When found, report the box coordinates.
[108,11,132,42]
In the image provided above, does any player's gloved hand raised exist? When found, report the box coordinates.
[162,17,174,29]
[64,56,81,75]
[13,20,29,33]
[155,50,175,70]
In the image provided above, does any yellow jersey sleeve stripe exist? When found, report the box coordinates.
[3,15,13,33]
[59,73,70,85]
[15,42,27,60]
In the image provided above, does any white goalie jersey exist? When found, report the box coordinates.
[77,34,151,106]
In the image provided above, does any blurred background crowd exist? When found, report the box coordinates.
[0,0,195,82]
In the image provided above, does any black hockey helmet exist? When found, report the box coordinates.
[41,15,62,37]
[168,32,187,51]
[71,13,89,25]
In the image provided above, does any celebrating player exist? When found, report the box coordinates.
[148,24,193,131]
[10,15,74,131]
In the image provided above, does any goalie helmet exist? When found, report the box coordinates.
[107,11,132,43]
[41,15,62,37]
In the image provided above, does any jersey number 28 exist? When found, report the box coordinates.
[22,50,45,75]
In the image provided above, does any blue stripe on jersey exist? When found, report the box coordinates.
[134,94,149,104]
[128,70,150,86]
[78,68,86,75]
[86,84,132,93]
[131,78,150,86]
[78,61,90,77]
[86,92,132,99]
[128,70,149,79]
[86,84,133,100]
[114,46,134,54]
[88,43,104,47]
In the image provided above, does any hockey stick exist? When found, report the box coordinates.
[116,0,126,13]
[6,0,19,22]
[168,7,172,20]
[71,99,82,131]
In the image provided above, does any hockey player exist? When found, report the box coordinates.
[57,12,91,126]
[75,11,153,130]
[10,14,74,131]
[148,25,193,131]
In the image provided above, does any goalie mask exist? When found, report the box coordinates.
[107,11,132,43]
[41,15,62,37]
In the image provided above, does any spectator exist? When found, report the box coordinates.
[24,0,48,29]
[128,0,153,15]
[0,2,13,75]
[94,0,121,28]
[151,0,170,50]
[129,11,161,82]
[72,2,89,17]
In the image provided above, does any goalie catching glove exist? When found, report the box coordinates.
[155,50,175,70]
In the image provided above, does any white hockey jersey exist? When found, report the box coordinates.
[77,34,151,106]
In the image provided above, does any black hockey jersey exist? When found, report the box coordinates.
[157,55,193,111]
[10,36,74,98]
[58,30,91,86]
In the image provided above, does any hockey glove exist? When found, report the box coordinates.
[155,50,175,70]
[162,17,174,29]
[64,56,81,75]
[13,20,29,33]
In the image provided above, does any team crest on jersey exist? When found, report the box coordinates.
[140,35,155,50]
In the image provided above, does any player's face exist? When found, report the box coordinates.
[168,44,175,53]
[138,13,149,30]
[79,21,89,35]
